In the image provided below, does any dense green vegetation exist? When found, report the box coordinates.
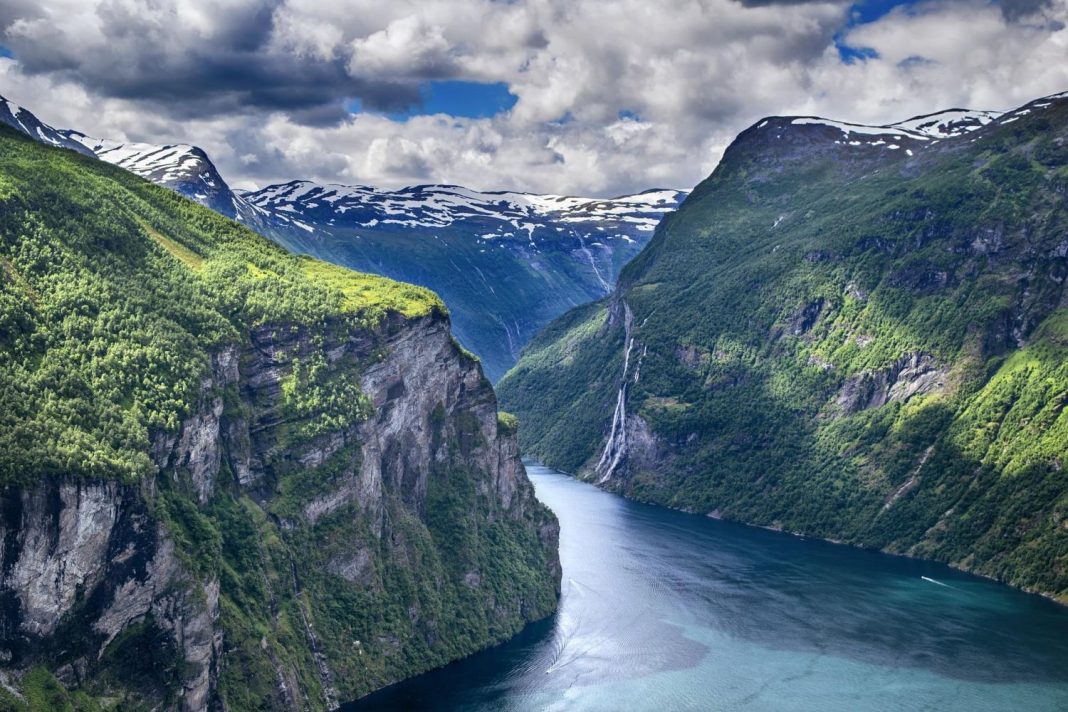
[0,126,556,709]
[500,96,1068,601]
[0,124,442,485]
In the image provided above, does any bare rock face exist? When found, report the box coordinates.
[834,352,949,415]
[355,317,533,521]
[153,346,240,504]
[623,414,663,473]
[0,479,220,711]
[0,312,559,709]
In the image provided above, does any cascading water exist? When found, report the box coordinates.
[572,229,612,294]
[595,301,641,484]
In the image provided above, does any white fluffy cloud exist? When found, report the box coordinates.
[2,0,1067,195]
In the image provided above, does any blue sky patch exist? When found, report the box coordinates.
[836,41,880,63]
[351,80,517,122]
[0,46,13,59]
[418,80,517,118]
[834,0,919,63]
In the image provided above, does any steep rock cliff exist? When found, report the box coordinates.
[0,126,559,709]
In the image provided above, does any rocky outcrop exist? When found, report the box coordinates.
[834,352,949,415]
[0,311,559,709]
[0,479,220,711]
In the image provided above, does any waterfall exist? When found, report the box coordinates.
[595,302,639,484]
[573,230,612,294]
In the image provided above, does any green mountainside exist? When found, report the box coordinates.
[499,94,1068,602]
[0,125,559,709]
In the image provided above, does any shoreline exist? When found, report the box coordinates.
[521,458,1068,609]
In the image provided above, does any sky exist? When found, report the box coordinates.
[0,0,1066,196]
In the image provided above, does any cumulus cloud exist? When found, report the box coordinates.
[1,0,1067,195]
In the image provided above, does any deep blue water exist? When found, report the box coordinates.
[347,463,1068,711]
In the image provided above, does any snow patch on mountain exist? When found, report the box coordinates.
[64,134,208,184]
[784,108,1006,149]
[791,117,929,140]
[243,181,686,236]
[889,109,1001,138]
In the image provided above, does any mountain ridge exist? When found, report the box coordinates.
[0,93,685,378]
[499,89,1068,602]
[0,122,560,709]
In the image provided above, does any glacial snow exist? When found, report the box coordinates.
[243,181,686,236]
[787,108,1005,148]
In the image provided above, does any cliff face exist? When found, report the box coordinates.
[1,311,559,710]
[499,92,1068,602]
[0,478,220,709]
[0,126,559,710]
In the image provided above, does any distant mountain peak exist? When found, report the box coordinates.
[0,94,258,220]
[0,96,95,157]
[242,180,687,237]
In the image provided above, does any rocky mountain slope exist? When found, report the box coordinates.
[0,94,684,381]
[0,124,559,709]
[499,92,1068,602]
[247,181,685,380]
[61,132,262,223]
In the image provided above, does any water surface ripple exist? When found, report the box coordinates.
[347,463,1068,711]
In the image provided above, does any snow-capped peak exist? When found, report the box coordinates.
[0,94,254,219]
[888,109,1002,138]
[62,132,214,186]
[242,181,687,235]
[779,108,1005,151]
[0,95,95,157]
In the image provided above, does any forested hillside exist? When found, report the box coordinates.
[500,93,1068,602]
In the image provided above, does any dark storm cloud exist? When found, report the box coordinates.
[1,0,429,123]
[998,0,1054,20]
[2,0,1065,197]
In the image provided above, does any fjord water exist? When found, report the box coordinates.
[348,464,1068,711]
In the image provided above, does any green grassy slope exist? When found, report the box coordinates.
[500,95,1068,601]
[0,125,441,484]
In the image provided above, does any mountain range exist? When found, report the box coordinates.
[0,96,685,380]
[5,79,1068,708]
[499,91,1068,602]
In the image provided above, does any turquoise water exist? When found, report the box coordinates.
[347,463,1068,711]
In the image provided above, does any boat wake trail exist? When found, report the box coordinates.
[921,576,962,591]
